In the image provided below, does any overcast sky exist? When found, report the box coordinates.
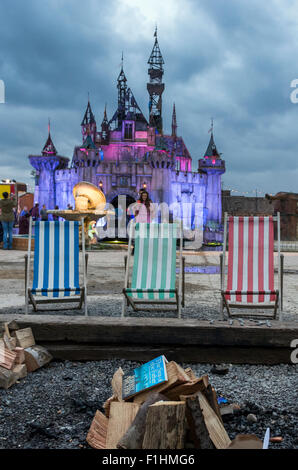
[1,0,298,196]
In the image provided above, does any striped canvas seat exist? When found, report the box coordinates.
[220,214,282,319]
[123,222,184,317]
[126,223,177,300]
[31,221,80,297]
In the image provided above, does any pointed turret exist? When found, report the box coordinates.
[101,104,110,143]
[147,27,165,134]
[204,132,220,158]
[81,98,97,143]
[42,120,57,155]
[171,103,177,138]
[117,53,127,129]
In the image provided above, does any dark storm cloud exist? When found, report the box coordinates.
[0,0,298,194]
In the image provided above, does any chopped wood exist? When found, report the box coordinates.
[184,367,197,381]
[0,366,18,389]
[103,395,118,418]
[86,410,109,449]
[227,434,263,449]
[3,334,17,351]
[117,392,168,449]
[0,320,20,334]
[185,395,215,449]
[203,385,224,424]
[106,402,140,449]
[142,401,186,449]
[14,347,25,365]
[111,367,124,401]
[0,347,16,370]
[164,375,208,401]
[13,364,27,380]
[197,392,231,449]
[132,361,190,404]
[24,345,52,372]
[15,328,35,349]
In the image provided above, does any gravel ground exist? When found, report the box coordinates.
[0,359,297,449]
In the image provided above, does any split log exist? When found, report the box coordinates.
[111,367,124,401]
[0,320,19,334]
[227,434,263,449]
[133,361,190,404]
[86,410,109,449]
[185,395,215,449]
[3,334,17,351]
[184,367,197,381]
[24,345,52,372]
[142,401,186,449]
[15,328,35,349]
[13,364,27,380]
[203,384,223,424]
[0,366,18,389]
[0,347,16,370]
[117,392,168,449]
[197,392,231,449]
[14,347,25,365]
[103,395,118,418]
[106,402,140,449]
[164,375,209,401]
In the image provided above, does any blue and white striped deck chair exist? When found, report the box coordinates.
[122,222,184,318]
[25,218,87,315]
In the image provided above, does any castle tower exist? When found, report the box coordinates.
[147,28,165,134]
[81,98,97,143]
[198,124,225,242]
[117,53,127,130]
[29,121,69,210]
[100,104,110,144]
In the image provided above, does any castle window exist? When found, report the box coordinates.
[124,123,133,140]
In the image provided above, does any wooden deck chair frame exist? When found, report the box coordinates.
[25,217,88,315]
[122,221,185,318]
[220,212,283,321]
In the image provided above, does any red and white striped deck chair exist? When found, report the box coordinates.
[220,213,282,320]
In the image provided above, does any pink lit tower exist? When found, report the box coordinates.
[198,120,225,243]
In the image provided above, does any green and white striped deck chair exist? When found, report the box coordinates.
[122,222,184,318]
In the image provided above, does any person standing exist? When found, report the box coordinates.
[30,203,39,221]
[133,190,155,223]
[0,192,17,250]
[40,204,48,221]
[52,205,59,221]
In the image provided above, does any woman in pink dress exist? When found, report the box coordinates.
[134,190,155,223]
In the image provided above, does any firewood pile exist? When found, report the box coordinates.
[86,360,264,450]
[0,321,53,390]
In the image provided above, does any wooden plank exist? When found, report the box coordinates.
[0,314,296,349]
[197,392,231,449]
[105,402,140,449]
[164,375,209,401]
[86,410,109,449]
[38,343,293,365]
[202,384,223,424]
[142,401,186,449]
[117,392,168,449]
[132,362,190,404]
[15,328,35,349]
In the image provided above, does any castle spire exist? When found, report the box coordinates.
[117,52,127,129]
[147,27,165,134]
[81,98,96,126]
[42,119,57,155]
[171,103,177,138]
[204,120,220,158]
